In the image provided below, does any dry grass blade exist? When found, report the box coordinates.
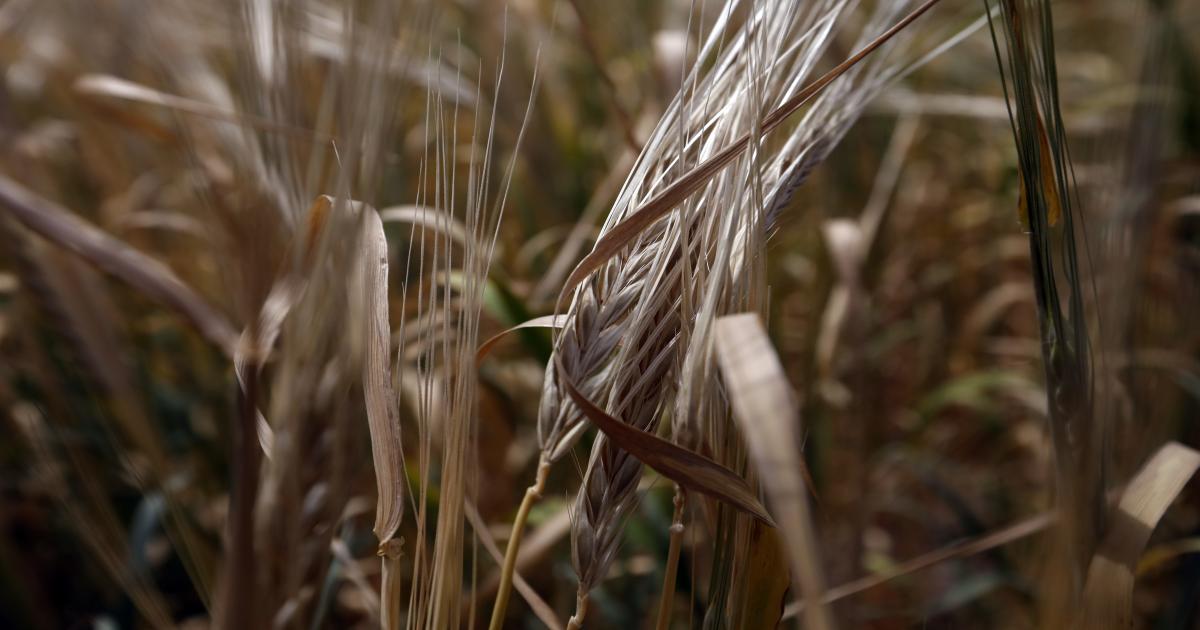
[714,313,833,630]
[220,355,262,630]
[380,205,472,250]
[476,315,567,364]
[471,502,573,608]
[357,205,406,630]
[74,74,319,140]
[360,205,404,544]
[654,489,686,630]
[559,0,946,297]
[783,511,1055,619]
[0,174,239,356]
[465,501,564,630]
[1081,442,1200,628]
[555,352,774,524]
[407,29,538,628]
[737,522,792,630]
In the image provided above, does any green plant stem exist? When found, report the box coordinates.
[655,487,686,630]
[488,458,550,630]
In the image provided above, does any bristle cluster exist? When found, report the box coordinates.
[545,0,937,605]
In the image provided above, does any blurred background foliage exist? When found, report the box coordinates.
[0,0,1198,628]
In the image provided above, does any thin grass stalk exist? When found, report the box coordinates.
[654,487,686,630]
[466,500,564,630]
[405,27,537,629]
[488,458,550,630]
[220,360,263,630]
[567,590,589,630]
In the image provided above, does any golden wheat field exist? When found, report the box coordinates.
[1,0,1199,628]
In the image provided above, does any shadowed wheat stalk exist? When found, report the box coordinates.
[540,0,957,626]
[983,1,1103,620]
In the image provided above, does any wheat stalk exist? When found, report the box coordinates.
[548,2,942,622]
[485,4,956,618]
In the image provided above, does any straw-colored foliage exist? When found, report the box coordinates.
[1,0,1197,628]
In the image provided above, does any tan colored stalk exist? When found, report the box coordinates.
[567,591,589,630]
[488,458,550,630]
[1081,443,1200,627]
[220,359,263,630]
[654,487,686,630]
[405,38,538,630]
[466,501,564,630]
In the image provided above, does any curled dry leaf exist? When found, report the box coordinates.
[380,205,473,250]
[554,352,774,525]
[356,203,407,630]
[359,206,405,545]
[475,315,567,364]
[1081,442,1200,628]
[714,313,834,630]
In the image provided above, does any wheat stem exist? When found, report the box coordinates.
[489,458,551,630]
[567,590,590,630]
[220,364,262,630]
[654,487,686,630]
[379,538,405,630]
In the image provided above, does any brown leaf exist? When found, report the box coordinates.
[735,522,792,630]
[475,315,567,365]
[1016,113,1062,232]
[351,202,407,630]
[554,353,775,525]
[714,313,834,630]
[380,205,473,250]
[0,173,239,356]
[359,206,405,545]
